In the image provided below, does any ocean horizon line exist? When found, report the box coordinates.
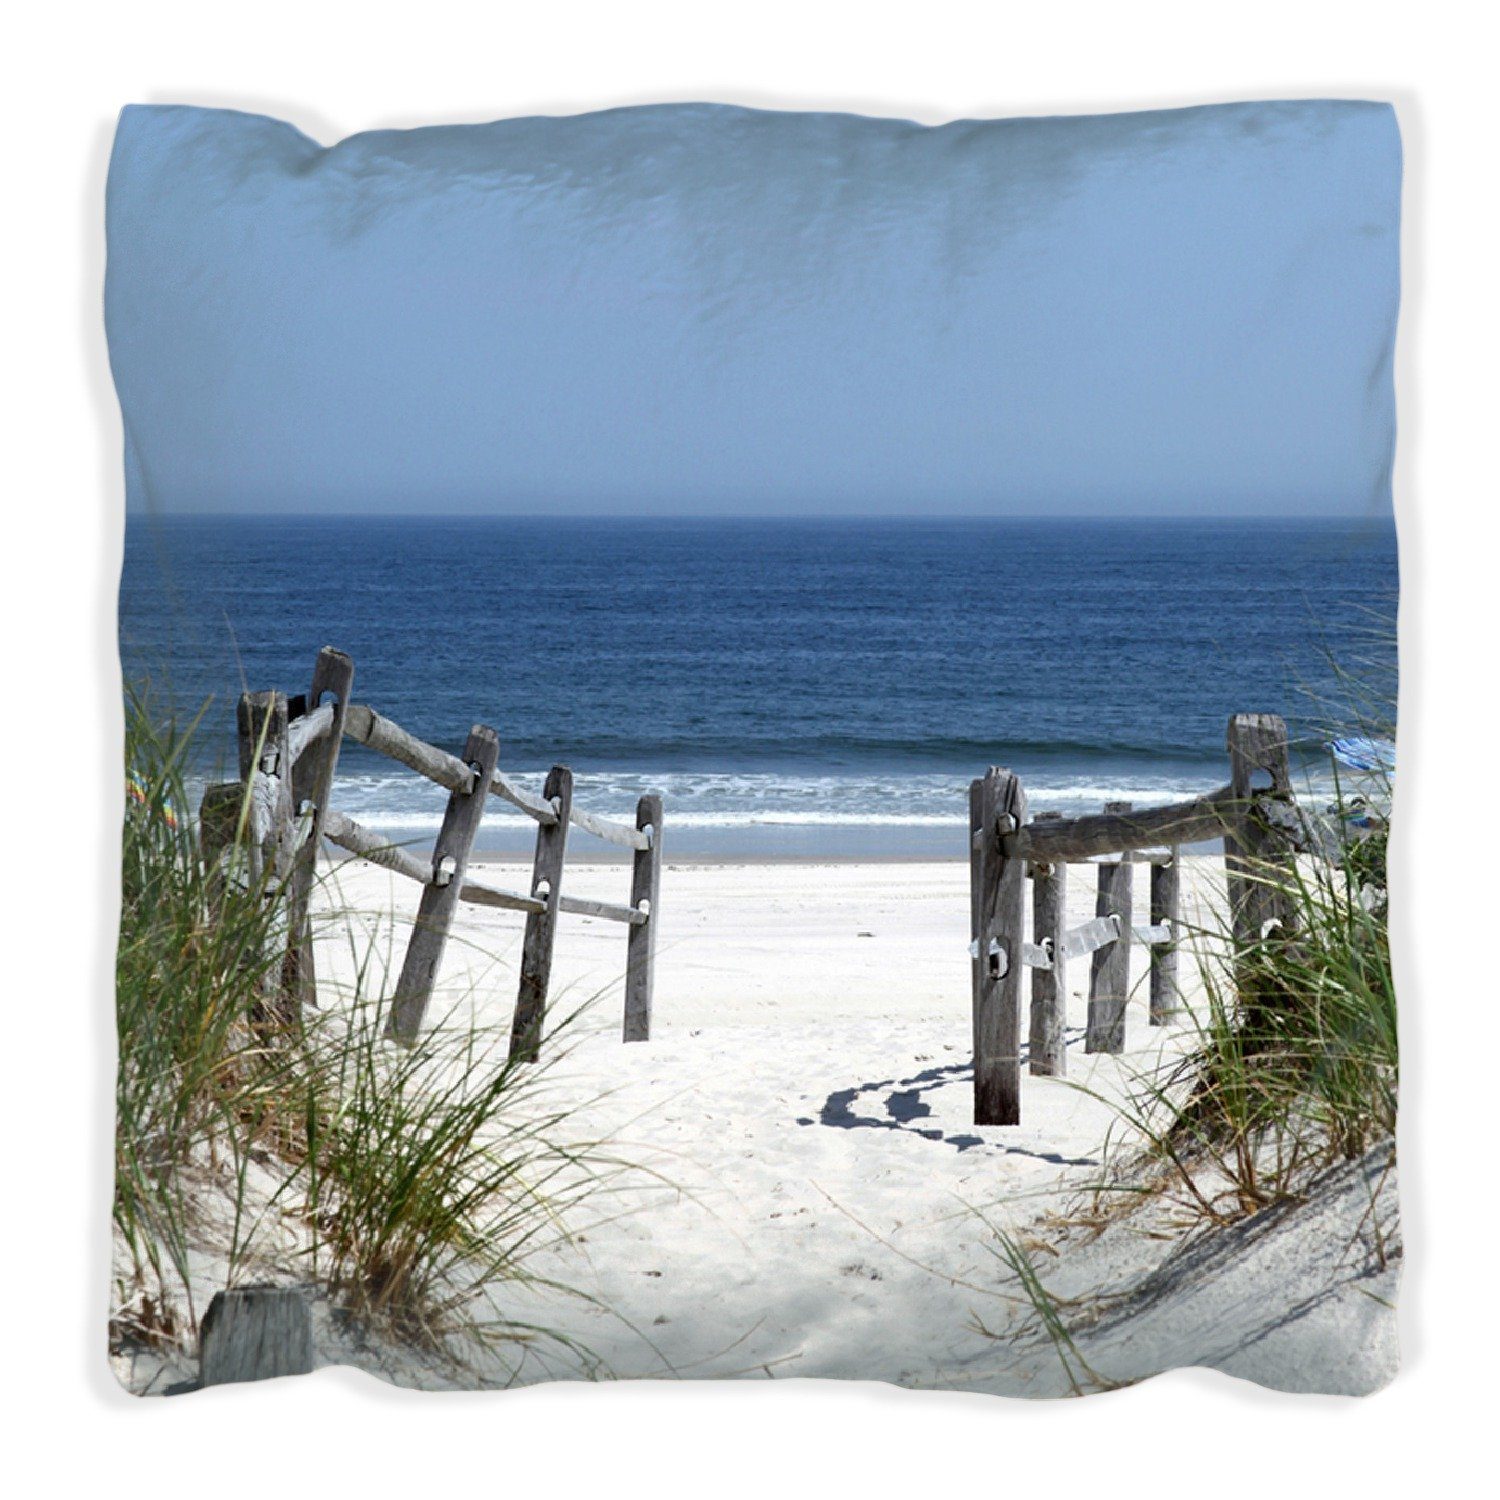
[126,509,1399,526]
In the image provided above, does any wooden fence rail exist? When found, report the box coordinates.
[199,646,664,1059]
[968,712,1296,1126]
[343,701,652,850]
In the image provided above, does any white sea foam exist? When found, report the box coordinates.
[274,769,1240,836]
[184,764,1344,845]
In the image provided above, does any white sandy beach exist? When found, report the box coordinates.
[286,853,1397,1397]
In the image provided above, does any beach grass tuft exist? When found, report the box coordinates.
[1106,646,1397,1223]
[113,688,620,1380]
[114,686,297,1345]
[298,989,621,1360]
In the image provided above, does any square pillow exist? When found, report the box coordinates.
[109,99,1401,1397]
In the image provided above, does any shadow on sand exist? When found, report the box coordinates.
[797,1039,1098,1166]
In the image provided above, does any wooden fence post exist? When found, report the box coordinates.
[968,776,986,1071]
[283,647,354,1009]
[197,780,243,911]
[509,764,574,1063]
[1028,812,1067,1077]
[387,724,500,1044]
[1086,800,1134,1054]
[970,767,1028,1125]
[198,1287,313,1388]
[1149,851,1182,1024]
[236,691,298,1023]
[623,793,662,1042]
[236,691,294,887]
[1224,713,1296,955]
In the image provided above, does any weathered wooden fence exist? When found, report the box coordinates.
[968,712,1295,1126]
[200,646,664,1058]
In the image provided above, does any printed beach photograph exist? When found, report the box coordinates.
[108,100,1401,1396]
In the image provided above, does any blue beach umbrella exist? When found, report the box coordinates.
[1328,736,1396,775]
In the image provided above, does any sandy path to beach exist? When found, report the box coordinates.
[309,854,1225,1393]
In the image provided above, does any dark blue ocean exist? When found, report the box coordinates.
[120,516,1397,856]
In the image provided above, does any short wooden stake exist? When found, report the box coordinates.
[1149,851,1181,1024]
[198,1287,313,1388]
[387,724,500,1043]
[970,767,1028,1125]
[1086,801,1134,1054]
[623,793,662,1042]
[1028,817,1067,1076]
[509,764,574,1063]
[283,647,354,1009]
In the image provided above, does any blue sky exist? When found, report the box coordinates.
[107,100,1400,518]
